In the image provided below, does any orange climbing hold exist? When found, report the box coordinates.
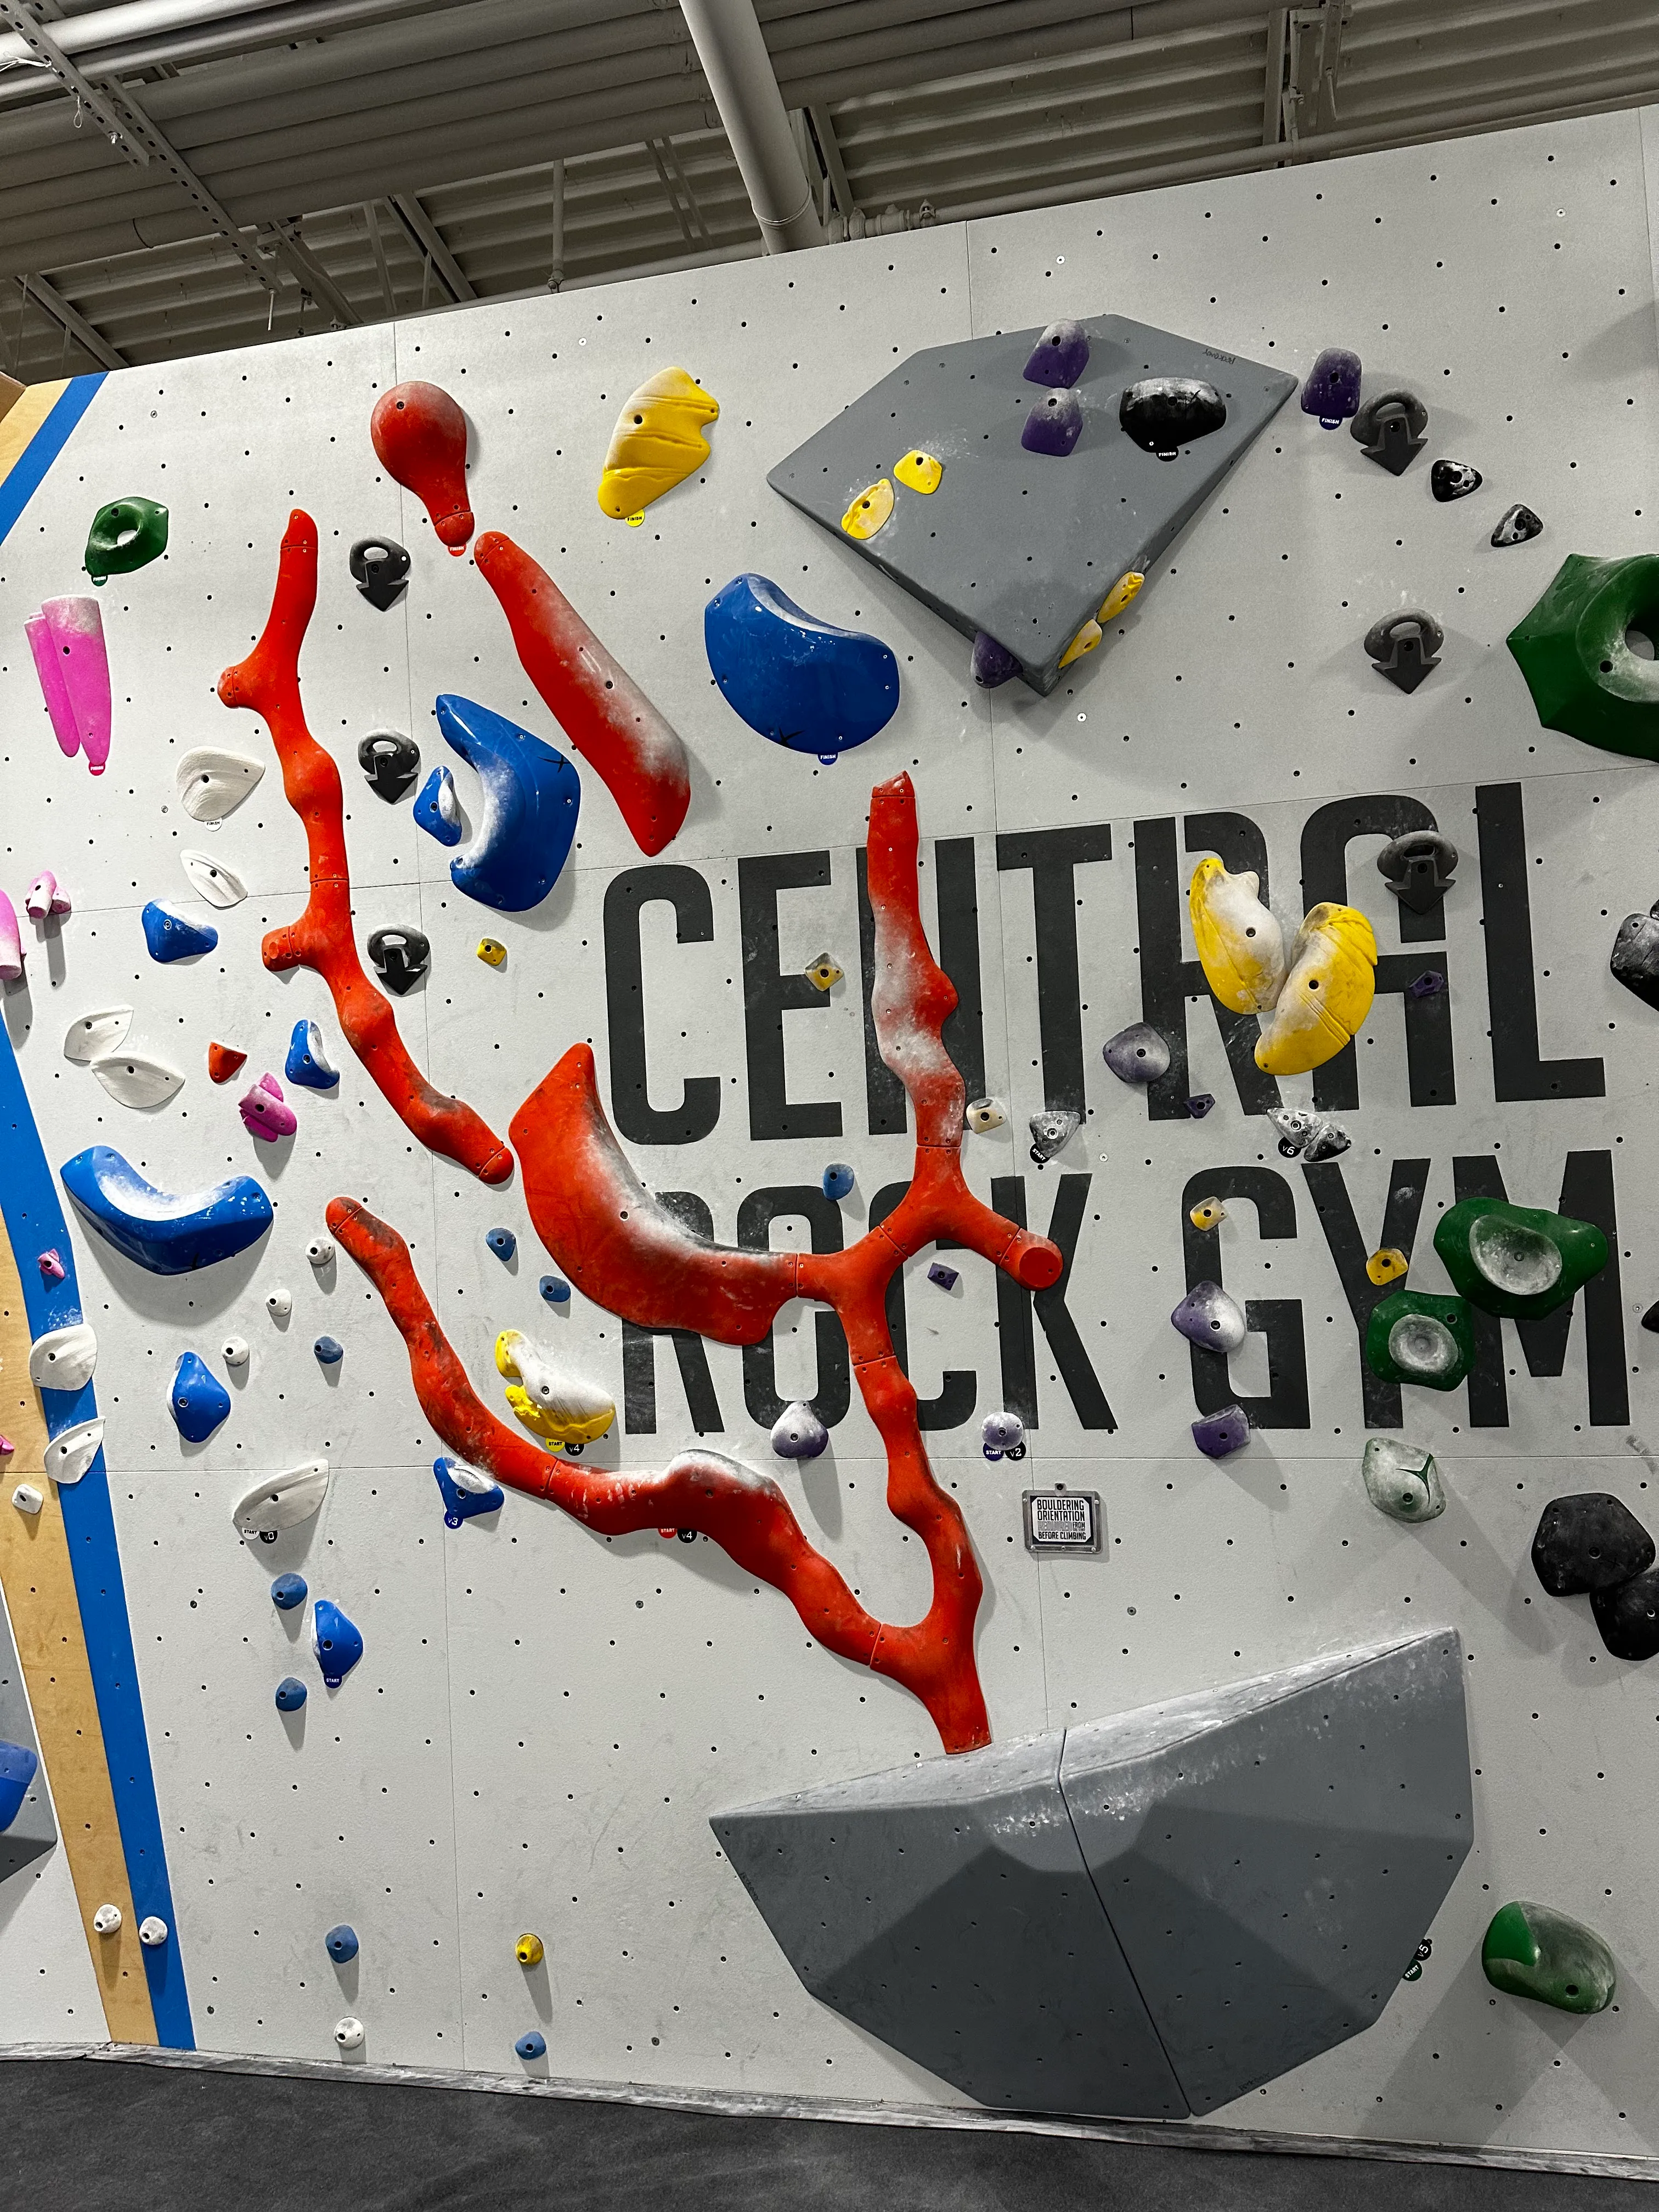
[207,1042,247,1084]
[369,381,473,555]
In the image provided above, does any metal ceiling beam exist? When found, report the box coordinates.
[0,0,305,70]
[20,269,126,365]
[257,217,359,324]
[388,190,474,301]
[806,100,854,212]
[678,0,823,248]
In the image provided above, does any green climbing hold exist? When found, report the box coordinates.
[84,495,169,584]
[1482,1900,1616,2016]
[1364,1290,1475,1392]
[1434,1196,1606,1322]
[1507,552,1659,761]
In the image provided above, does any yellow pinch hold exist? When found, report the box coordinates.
[1058,619,1102,669]
[1189,1197,1228,1231]
[841,478,894,539]
[1367,1246,1410,1286]
[516,1932,545,1967]
[596,366,719,521]
[894,448,943,494]
[477,937,507,967]
[1189,856,1286,1014]
[1098,569,1145,624]
[1255,902,1379,1076]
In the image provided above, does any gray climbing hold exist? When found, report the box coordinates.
[1102,1022,1171,1085]
[1269,1104,1350,1162]
[981,1410,1025,1461]
[1361,1437,1445,1522]
[715,1630,1471,2118]
[1170,1281,1247,1355]
[1029,1109,1079,1164]
[1591,1566,1659,1661]
[1492,503,1543,548]
[1531,1492,1655,1596]
[1377,829,1457,915]
[771,1401,828,1460]
[1430,458,1481,501]
[1611,904,1659,1012]
[1351,389,1427,474]
[1364,610,1442,693]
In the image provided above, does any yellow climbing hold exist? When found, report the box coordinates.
[516,1932,545,1967]
[1189,856,1286,1014]
[596,367,719,521]
[894,448,943,495]
[1058,618,1102,669]
[477,937,507,967]
[1098,570,1145,624]
[1189,1197,1228,1232]
[804,952,844,992]
[1255,903,1379,1076]
[495,1329,617,1448]
[841,479,894,540]
[1367,1246,1410,1286]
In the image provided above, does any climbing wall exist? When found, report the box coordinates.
[0,99,1657,2162]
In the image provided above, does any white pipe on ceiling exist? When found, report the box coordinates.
[677,0,823,247]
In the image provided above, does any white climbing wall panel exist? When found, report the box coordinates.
[1,101,1658,2161]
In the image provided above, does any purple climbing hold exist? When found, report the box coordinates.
[771,1401,828,1460]
[927,1261,959,1291]
[1187,1093,1215,1119]
[1192,1403,1251,1459]
[1171,1281,1248,1355]
[970,632,1020,690]
[1022,319,1090,390]
[1102,1022,1171,1086]
[1021,387,1082,458]
[1300,347,1362,429]
[1408,970,1447,1000]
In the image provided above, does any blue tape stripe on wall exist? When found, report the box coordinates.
[0,374,106,549]
[0,1022,194,2048]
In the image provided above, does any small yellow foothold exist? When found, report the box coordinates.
[1098,569,1146,624]
[1189,1197,1228,1232]
[804,952,844,992]
[840,479,894,540]
[597,367,719,521]
[1058,618,1102,669]
[477,938,507,967]
[516,1932,545,1967]
[894,449,943,495]
[1366,1246,1410,1286]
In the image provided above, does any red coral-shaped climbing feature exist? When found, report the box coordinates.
[218,509,511,1186]
[335,773,1059,1753]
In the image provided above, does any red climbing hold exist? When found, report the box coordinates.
[370,381,473,555]
[207,1041,247,1084]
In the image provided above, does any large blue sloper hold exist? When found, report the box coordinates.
[60,1146,274,1274]
[168,1351,231,1442]
[311,1598,363,1689]
[141,901,218,963]
[704,575,900,765]
[433,693,580,913]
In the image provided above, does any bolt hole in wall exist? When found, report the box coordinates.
[0,104,1655,2167]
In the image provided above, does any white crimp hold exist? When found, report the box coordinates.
[92,1903,122,1936]
[44,1418,104,1486]
[10,1485,43,1516]
[28,1321,98,1392]
[179,850,248,908]
[334,2017,365,2050]
[175,746,264,824]
[306,1238,335,1268]
[138,1916,169,1947]
[233,1459,331,1544]
[221,1335,251,1367]
[88,1051,186,1109]
[62,1006,132,1064]
[266,1286,293,1319]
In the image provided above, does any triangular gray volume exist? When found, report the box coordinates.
[768,315,1297,695]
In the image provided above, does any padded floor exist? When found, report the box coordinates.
[0,2058,1650,2212]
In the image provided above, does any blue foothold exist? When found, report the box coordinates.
[140,900,218,963]
[168,1350,232,1442]
[486,1227,516,1262]
[284,1017,340,1091]
[311,1598,363,1688]
[413,764,465,847]
[433,1455,505,1529]
[314,1335,345,1365]
[822,1163,855,1201]
[59,1146,273,1275]
[325,1924,359,1963]
[515,2030,547,2061]
[270,1573,308,1611]
[927,1261,959,1291]
[539,1275,571,1305]
[275,1676,307,1712]
[0,1741,38,1833]
[435,693,582,912]
[704,575,900,762]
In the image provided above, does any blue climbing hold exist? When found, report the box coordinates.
[275,1677,307,1712]
[486,1227,516,1262]
[168,1350,232,1442]
[311,1598,363,1688]
[515,2031,547,2061]
[704,575,900,764]
[0,1742,38,1833]
[927,1261,959,1291]
[284,1017,340,1091]
[822,1163,855,1201]
[314,1335,345,1365]
[270,1573,308,1611]
[433,693,582,913]
[325,1924,359,1963]
[141,900,218,963]
[60,1146,273,1274]
[413,764,464,847]
[434,1455,505,1529]
[539,1275,571,1305]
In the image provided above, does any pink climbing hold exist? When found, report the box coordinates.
[0,891,22,981]
[25,870,69,921]
[0,1436,12,1457]
[25,612,78,760]
[37,1250,65,1283]
[40,596,111,775]
[239,1071,297,1142]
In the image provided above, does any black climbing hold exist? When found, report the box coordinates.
[1119,376,1226,460]
[1022,319,1090,389]
[350,536,411,611]
[1376,828,1458,913]
[1591,1565,1659,1661]
[1610,904,1659,1012]
[1641,1300,1659,1334]
[368,926,430,997]
[1350,389,1428,475]
[1492,503,1543,549]
[1364,609,1443,694]
[1531,1492,1655,1597]
[1022,387,1082,457]
[1430,458,1482,503]
[1187,1093,1215,1119]
[357,730,421,802]
[970,632,1020,689]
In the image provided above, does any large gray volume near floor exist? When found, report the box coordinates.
[715,1631,1471,2118]
[1,2059,1651,2212]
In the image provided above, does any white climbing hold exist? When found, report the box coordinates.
[28,1322,98,1391]
[176,746,264,825]
[221,1335,250,1367]
[92,1903,122,1936]
[63,1006,133,1064]
[233,1458,330,1544]
[138,1916,168,1946]
[44,1418,104,1485]
[306,1237,335,1268]
[494,1330,616,1447]
[180,849,248,909]
[334,2016,365,2051]
[89,1051,185,1109]
[266,1286,293,1319]
[10,1485,43,1516]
